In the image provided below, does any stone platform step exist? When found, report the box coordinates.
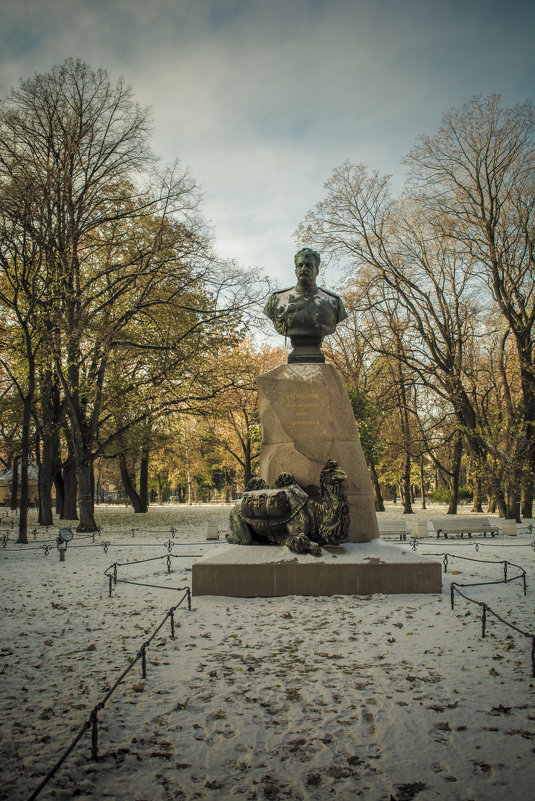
[192,541,442,597]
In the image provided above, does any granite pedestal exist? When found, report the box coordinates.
[192,541,442,597]
[257,362,379,543]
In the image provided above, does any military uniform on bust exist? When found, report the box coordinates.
[263,248,347,363]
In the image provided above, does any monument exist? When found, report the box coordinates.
[192,248,441,596]
[258,248,379,544]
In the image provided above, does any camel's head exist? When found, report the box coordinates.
[320,460,347,489]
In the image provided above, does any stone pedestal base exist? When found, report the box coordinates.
[192,542,442,597]
[257,363,379,542]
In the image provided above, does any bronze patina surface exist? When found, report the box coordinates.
[263,248,347,362]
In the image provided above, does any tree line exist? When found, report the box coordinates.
[0,59,265,542]
[297,94,535,520]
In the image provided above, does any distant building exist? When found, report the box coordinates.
[0,464,40,506]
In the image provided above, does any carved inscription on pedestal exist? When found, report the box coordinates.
[284,392,321,432]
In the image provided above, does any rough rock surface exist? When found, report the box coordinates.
[257,363,379,543]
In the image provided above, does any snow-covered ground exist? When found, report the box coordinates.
[0,503,534,801]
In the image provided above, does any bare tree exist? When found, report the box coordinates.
[0,59,262,531]
[404,95,535,517]
[0,202,46,541]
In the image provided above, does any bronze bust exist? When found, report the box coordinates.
[263,248,347,363]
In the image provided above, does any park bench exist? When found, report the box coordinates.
[377,518,414,541]
[430,516,500,539]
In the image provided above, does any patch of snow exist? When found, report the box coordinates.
[0,503,533,801]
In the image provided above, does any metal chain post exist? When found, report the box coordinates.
[90,708,99,759]
[481,604,487,637]
[141,644,147,678]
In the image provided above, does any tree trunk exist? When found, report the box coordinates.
[471,475,483,513]
[447,432,462,515]
[521,470,533,519]
[506,496,521,522]
[54,469,65,517]
[10,455,19,512]
[76,456,97,532]
[61,455,79,519]
[401,453,413,514]
[494,492,508,519]
[370,462,385,511]
[139,449,149,510]
[119,453,147,513]
[17,395,33,544]
[463,430,507,517]
[420,460,426,509]
[38,368,62,525]
[243,436,252,488]
[37,434,55,526]
[505,455,523,520]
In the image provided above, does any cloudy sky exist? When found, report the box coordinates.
[1,0,533,284]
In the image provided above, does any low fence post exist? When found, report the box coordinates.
[141,644,147,679]
[90,708,99,759]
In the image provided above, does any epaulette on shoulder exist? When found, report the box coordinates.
[320,286,341,299]
[272,287,294,295]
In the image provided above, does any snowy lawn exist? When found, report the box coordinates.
[0,504,534,801]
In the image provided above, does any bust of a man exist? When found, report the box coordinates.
[264,248,347,363]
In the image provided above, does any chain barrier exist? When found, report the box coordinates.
[409,549,528,585]
[2,525,101,550]
[104,553,201,596]
[26,587,191,801]
[450,582,535,677]
[128,526,178,537]
[410,536,535,551]
[3,537,210,555]
[408,539,533,675]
